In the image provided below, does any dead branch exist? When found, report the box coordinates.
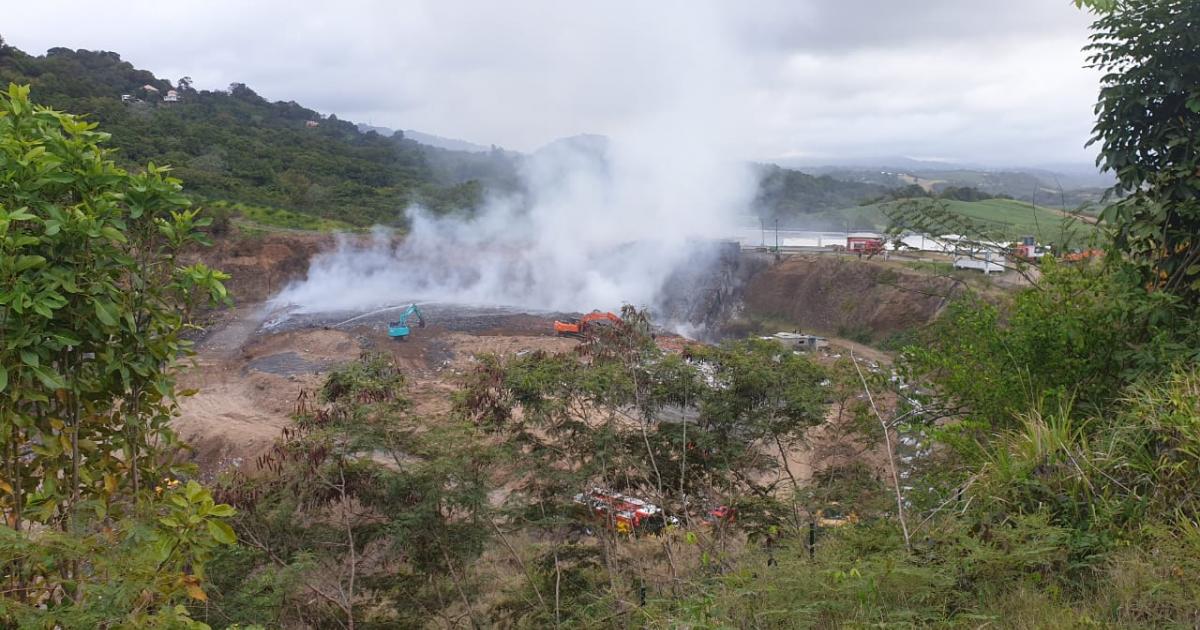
[850,350,911,551]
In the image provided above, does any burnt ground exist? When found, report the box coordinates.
[262,302,567,337]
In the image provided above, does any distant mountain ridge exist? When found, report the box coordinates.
[774,154,1109,183]
[353,123,497,154]
[355,123,396,137]
[403,129,492,153]
[776,158,1112,209]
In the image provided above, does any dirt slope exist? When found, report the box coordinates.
[174,303,580,475]
[175,306,361,472]
[187,232,333,303]
[742,254,960,341]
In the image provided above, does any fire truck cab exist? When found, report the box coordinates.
[573,488,678,535]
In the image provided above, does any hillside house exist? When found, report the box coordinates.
[163,89,179,103]
[305,120,320,128]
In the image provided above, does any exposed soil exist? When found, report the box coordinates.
[175,298,897,512]
[174,301,583,475]
[175,307,360,473]
[186,232,334,303]
[741,254,961,341]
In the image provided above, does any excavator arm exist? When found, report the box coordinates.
[580,311,620,326]
[553,310,620,337]
[407,304,426,329]
[388,304,426,339]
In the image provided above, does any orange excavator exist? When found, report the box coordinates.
[554,310,621,337]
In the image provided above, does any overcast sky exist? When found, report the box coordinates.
[4,0,1101,166]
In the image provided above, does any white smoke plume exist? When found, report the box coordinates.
[270,5,756,320]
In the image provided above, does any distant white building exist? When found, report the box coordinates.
[954,250,1007,273]
[305,120,320,128]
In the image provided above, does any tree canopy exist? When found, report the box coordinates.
[0,83,236,627]
[0,45,484,226]
[1088,0,1200,303]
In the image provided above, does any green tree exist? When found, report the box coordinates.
[0,83,235,627]
[1088,0,1200,303]
[456,309,831,623]
[209,354,496,628]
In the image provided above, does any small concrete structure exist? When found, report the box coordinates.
[163,89,179,103]
[953,250,1006,273]
[773,331,828,351]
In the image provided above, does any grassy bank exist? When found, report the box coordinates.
[803,197,1097,244]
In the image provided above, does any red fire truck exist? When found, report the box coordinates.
[847,233,885,255]
[573,488,678,535]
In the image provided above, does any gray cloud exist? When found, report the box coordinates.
[3,0,1100,165]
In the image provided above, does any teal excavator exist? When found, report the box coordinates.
[388,304,426,340]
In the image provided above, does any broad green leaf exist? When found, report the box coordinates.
[32,366,66,390]
[15,255,46,271]
[53,332,82,346]
[39,172,74,184]
[207,519,237,545]
[93,300,117,326]
[207,504,236,518]
[100,225,127,243]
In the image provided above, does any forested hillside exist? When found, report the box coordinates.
[752,163,890,225]
[0,40,483,225]
[0,38,900,230]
